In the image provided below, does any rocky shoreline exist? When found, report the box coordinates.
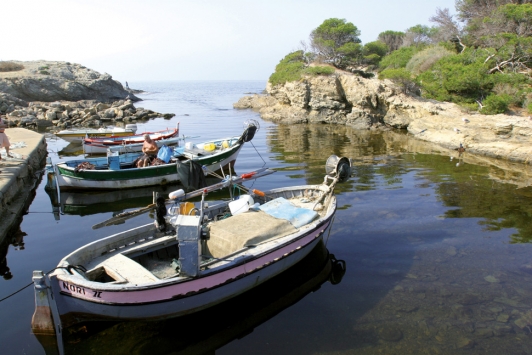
[0,61,174,130]
[1,98,174,130]
[234,71,532,165]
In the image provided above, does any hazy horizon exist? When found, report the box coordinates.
[5,0,457,82]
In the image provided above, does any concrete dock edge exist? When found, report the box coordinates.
[0,128,47,244]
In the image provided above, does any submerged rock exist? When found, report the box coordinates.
[378,326,403,342]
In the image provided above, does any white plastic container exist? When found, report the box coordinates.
[169,189,185,199]
[125,124,137,133]
[185,142,195,150]
[228,195,254,216]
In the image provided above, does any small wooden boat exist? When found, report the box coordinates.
[51,242,345,354]
[31,160,344,338]
[45,122,258,191]
[54,124,138,143]
[82,127,180,154]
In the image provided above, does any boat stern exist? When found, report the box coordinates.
[31,270,60,336]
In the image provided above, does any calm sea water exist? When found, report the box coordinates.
[1,81,532,354]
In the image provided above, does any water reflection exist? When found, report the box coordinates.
[0,227,27,280]
[36,242,345,355]
[44,178,232,219]
[0,236,12,280]
[268,124,532,244]
[10,119,532,355]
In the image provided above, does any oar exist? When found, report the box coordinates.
[92,203,157,229]
[91,167,275,229]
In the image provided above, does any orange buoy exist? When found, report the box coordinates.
[240,172,256,179]
[252,189,265,197]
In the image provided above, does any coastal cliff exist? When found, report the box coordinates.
[234,72,532,164]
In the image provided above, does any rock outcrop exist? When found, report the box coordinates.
[2,99,174,130]
[0,60,138,104]
[0,61,176,129]
[234,71,532,164]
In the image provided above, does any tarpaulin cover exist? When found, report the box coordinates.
[259,197,318,228]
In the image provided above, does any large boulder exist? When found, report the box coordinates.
[0,61,140,103]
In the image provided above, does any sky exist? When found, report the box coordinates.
[4,0,457,82]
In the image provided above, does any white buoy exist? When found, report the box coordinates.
[169,189,185,200]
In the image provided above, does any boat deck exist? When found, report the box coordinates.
[73,188,330,287]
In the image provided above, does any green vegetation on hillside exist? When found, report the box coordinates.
[269,51,335,86]
[270,1,532,114]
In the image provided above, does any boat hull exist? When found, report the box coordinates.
[82,136,182,154]
[55,143,242,190]
[56,129,136,143]
[82,128,180,154]
[52,217,332,326]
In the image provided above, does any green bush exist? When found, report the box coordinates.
[379,68,417,94]
[304,66,335,75]
[527,101,532,113]
[492,82,528,107]
[362,41,388,65]
[269,51,307,86]
[379,46,421,70]
[480,94,512,114]
[405,46,454,74]
[416,49,494,103]
[40,70,50,75]
[38,65,49,70]
[0,61,24,72]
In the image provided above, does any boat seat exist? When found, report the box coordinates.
[90,253,159,284]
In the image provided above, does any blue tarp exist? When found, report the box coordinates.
[259,197,318,228]
[157,145,173,163]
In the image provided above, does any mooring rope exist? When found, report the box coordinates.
[0,265,86,303]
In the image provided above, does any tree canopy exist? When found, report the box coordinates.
[269,5,532,115]
[378,31,405,53]
[309,18,362,68]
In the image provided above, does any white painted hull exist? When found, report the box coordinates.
[82,137,181,154]
[32,181,338,331]
[55,145,241,190]
[55,128,137,143]
[51,225,328,324]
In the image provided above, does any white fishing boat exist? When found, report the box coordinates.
[46,121,258,191]
[82,126,180,154]
[83,135,183,155]
[48,241,346,354]
[54,124,138,143]
[31,157,351,339]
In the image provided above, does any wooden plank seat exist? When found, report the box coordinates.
[87,253,159,284]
